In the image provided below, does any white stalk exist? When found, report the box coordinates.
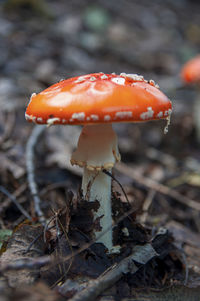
[71,124,120,251]
[82,167,113,250]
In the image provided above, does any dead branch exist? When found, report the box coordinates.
[0,183,27,215]
[145,146,177,168]
[140,189,156,224]
[103,169,130,205]
[69,243,158,301]
[26,125,46,224]
[117,162,200,211]
[0,185,32,220]
[0,111,16,146]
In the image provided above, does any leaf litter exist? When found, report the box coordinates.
[1,0,200,300]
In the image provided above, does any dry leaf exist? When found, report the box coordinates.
[0,224,45,287]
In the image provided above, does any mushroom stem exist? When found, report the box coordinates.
[71,124,120,251]
[82,167,113,250]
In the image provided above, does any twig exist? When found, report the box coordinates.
[140,189,156,224]
[0,256,50,274]
[0,185,32,220]
[26,125,46,224]
[0,111,16,146]
[69,243,158,301]
[103,169,130,206]
[116,162,200,211]
[0,183,27,215]
[145,147,177,168]
[146,147,200,173]
[181,249,189,286]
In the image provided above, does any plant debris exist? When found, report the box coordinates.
[0,0,200,299]
[0,224,45,287]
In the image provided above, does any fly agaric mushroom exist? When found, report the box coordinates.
[181,55,200,141]
[181,55,200,84]
[25,72,172,252]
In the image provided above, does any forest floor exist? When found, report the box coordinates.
[0,0,200,300]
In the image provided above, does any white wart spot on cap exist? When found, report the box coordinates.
[47,117,60,126]
[71,112,85,121]
[90,114,99,121]
[148,79,159,89]
[104,115,111,121]
[164,108,172,116]
[37,117,43,123]
[157,111,163,118]
[115,111,133,119]
[101,74,108,80]
[120,73,144,81]
[25,113,32,121]
[90,76,96,81]
[74,76,86,83]
[140,107,154,120]
[111,77,125,85]
[30,93,37,100]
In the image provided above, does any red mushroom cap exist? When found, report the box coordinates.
[25,73,172,125]
[181,55,200,84]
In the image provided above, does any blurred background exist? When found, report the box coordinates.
[0,0,200,282]
[1,0,200,108]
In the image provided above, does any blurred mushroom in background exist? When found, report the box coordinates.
[181,55,200,142]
